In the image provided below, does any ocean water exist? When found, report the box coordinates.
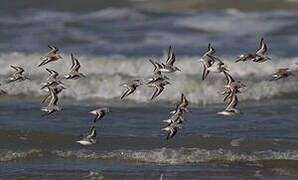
[1,1,298,179]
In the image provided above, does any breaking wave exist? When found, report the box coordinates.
[0,52,298,105]
[0,149,41,162]
[52,148,298,165]
[3,147,298,165]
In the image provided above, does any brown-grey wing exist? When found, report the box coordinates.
[151,85,164,100]
[87,126,96,139]
[223,71,235,84]
[166,46,176,66]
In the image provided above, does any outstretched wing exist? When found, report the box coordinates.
[48,45,59,54]
[256,38,267,55]
[166,46,176,66]
[151,85,164,100]
[223,71,235,85]
[87,126,96,139]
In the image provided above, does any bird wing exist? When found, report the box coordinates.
[87,126,96,139]
[256,38,267,55]
[46,68,53,74]
[226,92,238,110]
[202,65,210,80]
[49,88,59,105]
[206,54,224,66]
[166,46,176,66]
[223,71,235,85]
[10,65,18,71]
[70,53,76,70]
[41,92,51,103]
[207,43,215,55]
[73,58,81,71]
[46,68,59,77]
[93,114,100,123]
[48,45,59,54]
[151,84,164,100]
[166,128,176,139]
[120,86,136,99]
[149,59,158,71]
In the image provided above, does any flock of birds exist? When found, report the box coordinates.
[0,37,296,144]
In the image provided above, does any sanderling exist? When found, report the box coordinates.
[7,65,29,83]
[235,38,271,63]
[162,121,182,139]
[147,78,170,100]
[159,46,181,73]
[41,85,66,103]
[170,93,189,114]
[41,86,62,115]
[89,107,109,123]
[217,92,240,116]
[270,68,293,81]
[120,80,143,99]
[76,126,96,145]
[41,68,63,89]
[147,59,169,83]
[65,53,86,79]
[199,43,216,80]
[38,45,62,67]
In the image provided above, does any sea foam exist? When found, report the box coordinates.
[0,52,298,105]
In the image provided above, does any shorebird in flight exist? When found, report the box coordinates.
[76,126,96,145]
[217,92,240,116]
[162,122,182,139]
[220,71,245,102]
[41,85,66,103]
[41,68,63,89]
[206,55,228,74]
[147,59,169,83]
[41,86,62,115]
[200,43,216,80]
[147,78,170,100]
[159,46,181,73]
[120,80,142,99]
[7,65,29,83]
[38,45,62,67]
[89,107,109,123]
[163,106,185,124]
[65,53,86,79]
[270,68,293,81]
[235,38,271,63]
[170,93,189,114]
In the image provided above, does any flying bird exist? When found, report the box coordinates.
[41,85,66,103]
[41,86,62,115]
[217,91,240,116]
[147,59,169,83]
[235,38,271,63]
[120,80,143,99]
[147,78,170,100]
[41,68,63,89]
[89,107,110,123]
[170,93,189,114]
[7,65,29,83]
[76,126,97,145]
[270,68,293,81]
[199,43,216,80]
[38,45,63,67]
[162,122,182,140]
[159,46,181,73]
[65,53,86,79]
[220,71,245,102]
